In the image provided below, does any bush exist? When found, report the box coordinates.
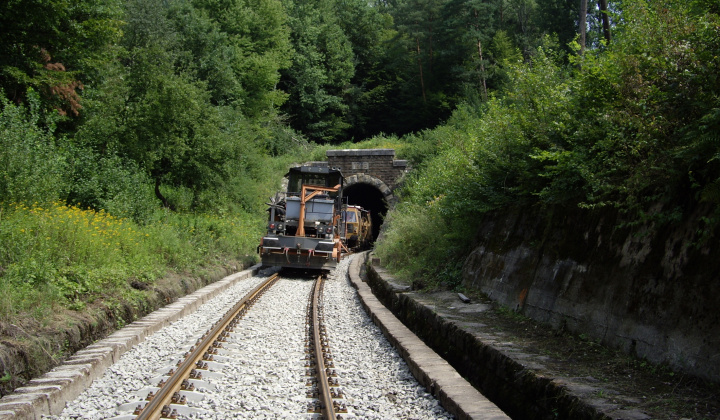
[376,1,720,286]
[374,201,470,289]
[66,150,157,224]
[0,94,69,205]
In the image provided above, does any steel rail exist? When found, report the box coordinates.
[311,275,337,420]
[135,272,280,420]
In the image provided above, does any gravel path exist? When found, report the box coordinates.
[45,257,452,419]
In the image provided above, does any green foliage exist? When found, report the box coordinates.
[189,0,292,113]
[256,116,313,157]
[563,0,720,218]
[375,123,485,287]
[66,150,157,223]
[0,94,68,204]
[398,48,578,212]
[375,202,458,287]
[0,0,317,334]
[280,0,356,141]
[270,0,585,142]
[377,0,720,286]
[0,0,123,117]
[0,201,264,324]
[534,0,579,56]
[0,372,11,383]
[67,0,289,213]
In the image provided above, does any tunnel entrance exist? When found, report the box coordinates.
[343,182,388,244]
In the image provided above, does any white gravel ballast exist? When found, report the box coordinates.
[324,256,452,420]
[45,256,452,419]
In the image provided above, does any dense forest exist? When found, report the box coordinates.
[1,0,719,376]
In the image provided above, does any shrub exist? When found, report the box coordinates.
[66,150,157,224]
[0,94,69,205]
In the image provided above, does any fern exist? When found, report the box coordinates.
[700,179,720,204]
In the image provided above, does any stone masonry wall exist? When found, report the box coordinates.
[327,149,407,189]
[462,203,720,382]
[365,262,609,420]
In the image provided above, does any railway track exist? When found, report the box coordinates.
[110,272,348,420]
[131,273,280,419]
[50,258,453,420]
[306,275,346,419]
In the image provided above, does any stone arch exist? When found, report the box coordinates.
[344,173,395,205]
[343,174,393,243]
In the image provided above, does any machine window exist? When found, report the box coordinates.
[343,211,357,222]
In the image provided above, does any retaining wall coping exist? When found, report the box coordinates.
[347,253,509,420]
[0,264,260,419]
[327,149,396,157]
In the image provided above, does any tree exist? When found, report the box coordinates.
[190,0,292,116]
[168,4,244,106]
[598,0,611,43]
[502,0,539,58]
[279,0,355,141]
[393,0,446,104]
[78,0,229,209]
[334,0,396,139]
[441,0,501,100]
[0,0,123,117]
[579,0,588,53]
[69,0,297,210]
[377,0,459,132]
[535,0,580,56]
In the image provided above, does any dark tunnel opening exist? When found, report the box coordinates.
[343,183,388,244]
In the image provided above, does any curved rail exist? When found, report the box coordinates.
[135,273,280,420]
[310,275,337,420]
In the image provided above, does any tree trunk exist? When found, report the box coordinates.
[473,9,487,101]
[579,0,588,53]
[154,178,175,211]
[416,37,427,104]
[598,0,611,43]
[477,38,488,101]
[428,18,434,75]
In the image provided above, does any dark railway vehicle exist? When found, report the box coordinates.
[258,165,345,270]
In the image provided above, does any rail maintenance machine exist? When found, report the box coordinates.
[258,165,346,270]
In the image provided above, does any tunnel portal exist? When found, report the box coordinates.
[327,148,409,244]
[343,182,388,242]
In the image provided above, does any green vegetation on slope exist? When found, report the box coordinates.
[0,201,262,320]
[376,0,720,287]
[0,94,295,330]
[0,0,312,334]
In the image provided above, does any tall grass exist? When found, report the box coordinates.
[0,202,264,324]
